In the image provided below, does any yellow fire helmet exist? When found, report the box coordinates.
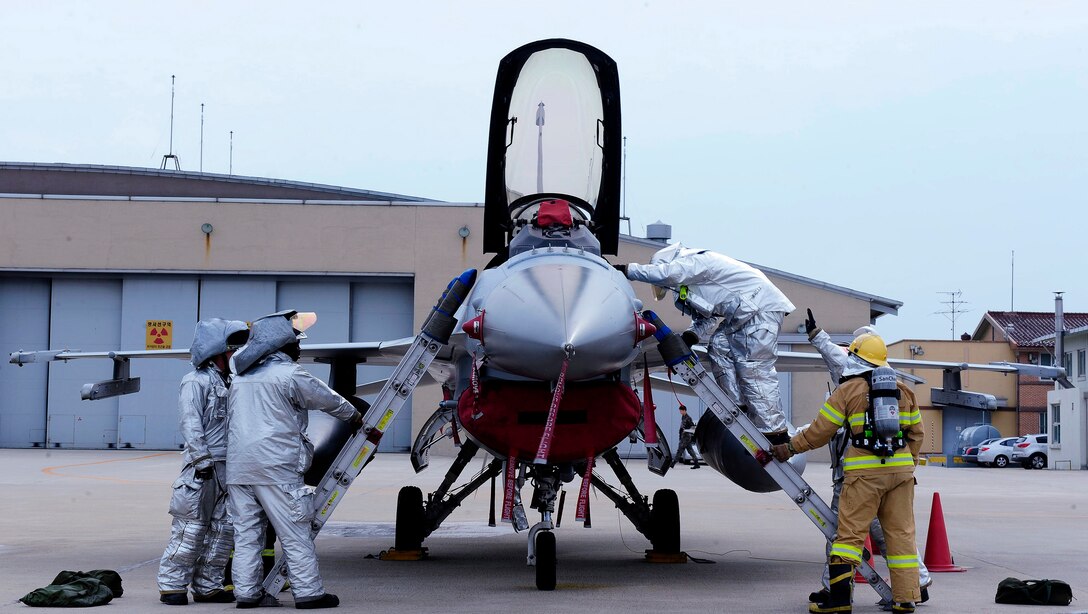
[848,332,889,367]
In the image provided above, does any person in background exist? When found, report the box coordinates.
[674,405,701,469]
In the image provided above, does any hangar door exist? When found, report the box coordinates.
[0,278,51,447]
[0,273,413,450]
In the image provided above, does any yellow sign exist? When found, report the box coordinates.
[146,320,173,350]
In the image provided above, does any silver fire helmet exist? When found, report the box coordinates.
[189,318,249,367]
[648,242,686,265]
[229,310,306,375]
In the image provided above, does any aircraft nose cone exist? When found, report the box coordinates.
[482,262,639,380]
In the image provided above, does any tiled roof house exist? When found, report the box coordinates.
[972,311,1088,433]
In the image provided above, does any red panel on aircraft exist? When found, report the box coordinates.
[458,379,641,463]
[536,200,574,228]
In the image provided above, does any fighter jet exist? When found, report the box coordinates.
[10,38,1071,592]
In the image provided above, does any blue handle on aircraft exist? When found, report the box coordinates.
[434,269,478,317]
[423,269,478,342]
[641,309,693,367]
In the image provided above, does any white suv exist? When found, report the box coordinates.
[976,437,1020,468]
[1011,434,1048,470]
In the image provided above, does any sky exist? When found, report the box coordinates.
[3,1,1086,343]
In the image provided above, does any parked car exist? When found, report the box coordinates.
[963,438,1000,464]
[1011,434,1049,469]
[976,437,1020,468]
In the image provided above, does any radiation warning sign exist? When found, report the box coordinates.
[146,320,173,350]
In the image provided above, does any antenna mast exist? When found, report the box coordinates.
[620,136,631,236]
[1010,250,1015,311]
[160,75,180,170]
[199,103,204,173]
[935,290,970,340]
[229,130,234,175]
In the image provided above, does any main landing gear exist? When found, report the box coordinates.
[391,443,684,589]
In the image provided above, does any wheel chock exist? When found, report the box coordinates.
[379,547,428,561]
[644,549,688,563]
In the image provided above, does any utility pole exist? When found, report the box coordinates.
[935,290,970,340]
[229,130,233,175]
[199,103,205,173]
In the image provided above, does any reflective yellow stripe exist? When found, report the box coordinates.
[848,414,866,427]
[900,409,921,425]
[261,548,275,557]
[887,554,919,569]
[820,402,845,426]
[844,453,915,470]
[831,543,862,563]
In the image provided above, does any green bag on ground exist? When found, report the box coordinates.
[50,570,124,598]
[995,577,1073,606]
[18,577,115,607]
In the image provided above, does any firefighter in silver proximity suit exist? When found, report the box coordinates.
[804,309,931,609]
[158,318,250,606]
[626,243,796,442]
[226,310,363,610]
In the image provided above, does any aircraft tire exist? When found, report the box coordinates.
[535,531,557,591]
[650,489,681,553]
[395,486,425,551]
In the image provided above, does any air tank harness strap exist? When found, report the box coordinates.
[850,372,906,458]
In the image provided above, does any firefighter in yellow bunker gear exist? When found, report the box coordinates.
[772,333,925,614]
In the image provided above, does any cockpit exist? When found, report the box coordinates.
[507,197,601,257]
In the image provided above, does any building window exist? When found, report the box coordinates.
[1063,352,1073,375]
[1078,349,1086,379]
[1040,353,1052,366]
[1051,403,1061,444]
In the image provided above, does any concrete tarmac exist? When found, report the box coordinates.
[1,449,1084,613]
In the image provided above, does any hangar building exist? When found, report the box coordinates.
[0,162,908,460]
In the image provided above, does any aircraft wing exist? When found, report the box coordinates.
[9,348,192,364]
[649,346,1071,411]
[9,336,437,401]
[9,338,414,368]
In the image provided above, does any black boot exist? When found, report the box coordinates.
[809,588,830,603]
[295,593,339,609]
[810,564,852,613]
[194,589,236,603]
[160,592,188,606]
[236,591,281,608]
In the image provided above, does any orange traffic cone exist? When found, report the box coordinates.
[923,492,966,572]
[854,535,877,584]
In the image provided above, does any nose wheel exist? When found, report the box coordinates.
[532,530,557,590]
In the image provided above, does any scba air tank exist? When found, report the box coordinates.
[870,366,900,440]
